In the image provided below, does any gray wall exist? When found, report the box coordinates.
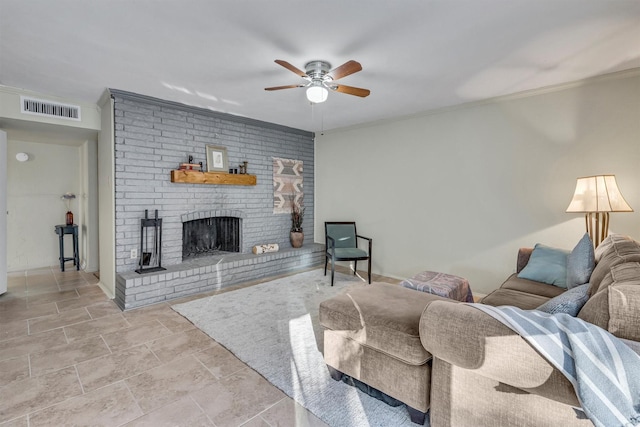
[111,90,314,273]
[316,70,640,295]
[0,131,6,294]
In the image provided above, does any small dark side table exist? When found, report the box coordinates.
[54,224,79,272]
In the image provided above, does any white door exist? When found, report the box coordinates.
[0,130,7,294]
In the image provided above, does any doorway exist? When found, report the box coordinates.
[2,126,98,275]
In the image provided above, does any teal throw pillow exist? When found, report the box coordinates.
[517,243,569,288]
[537,284,590,316]
[566,233,595,289]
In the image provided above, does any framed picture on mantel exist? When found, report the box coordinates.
[206,145,228,172]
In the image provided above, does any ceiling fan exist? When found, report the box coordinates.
[265,59,370,103]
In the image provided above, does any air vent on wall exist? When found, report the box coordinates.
[20,96,81,121]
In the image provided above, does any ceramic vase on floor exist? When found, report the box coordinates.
[290,231,304,248]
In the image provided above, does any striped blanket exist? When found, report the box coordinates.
[471,304,640,427]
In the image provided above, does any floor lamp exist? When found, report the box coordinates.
[566,175,633,247]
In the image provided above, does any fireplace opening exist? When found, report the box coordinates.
[182,216,241,260]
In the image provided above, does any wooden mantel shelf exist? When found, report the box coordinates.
[171,170,257,186]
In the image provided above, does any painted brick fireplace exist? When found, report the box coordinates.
[110,90,322,309]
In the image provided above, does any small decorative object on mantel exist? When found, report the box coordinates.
[290,198,305,248]
[239,161,248,174]
[252,243,279,254]
[179,163,201,171]
[178,155,202,171]
[61,192,76,225]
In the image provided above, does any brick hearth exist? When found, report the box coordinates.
[116,244,324,310]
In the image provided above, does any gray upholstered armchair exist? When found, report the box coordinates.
[324,221,372,286]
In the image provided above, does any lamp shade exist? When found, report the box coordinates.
[566,175,633,213]
[306,84,328,103]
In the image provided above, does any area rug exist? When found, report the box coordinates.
[172,269,422,427]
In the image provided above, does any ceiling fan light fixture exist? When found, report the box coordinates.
[306,84,328,103]
[267,59,369,102]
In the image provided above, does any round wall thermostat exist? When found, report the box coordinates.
[16,152,29,162]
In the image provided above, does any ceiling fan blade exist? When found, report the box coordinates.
[274,60,307,78]
[264,84,304,91]
[328,60,362,80]
[331,84,370,98]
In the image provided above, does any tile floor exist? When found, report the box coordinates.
[0,265,397,426]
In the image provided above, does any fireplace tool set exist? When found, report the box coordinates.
[136,209,166,274]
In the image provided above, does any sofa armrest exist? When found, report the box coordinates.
[516,247,534,273]
[419,301,579,407]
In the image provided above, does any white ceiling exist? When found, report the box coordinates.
[1,0,639,133]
